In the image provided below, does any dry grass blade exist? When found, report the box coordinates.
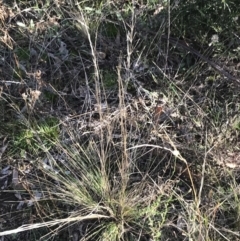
[0,214,110,236]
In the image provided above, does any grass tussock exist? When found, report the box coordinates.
[0,0,240,240]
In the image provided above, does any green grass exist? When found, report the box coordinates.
[11,117,59,155]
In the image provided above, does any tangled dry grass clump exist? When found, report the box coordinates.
[0,0,240,240]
